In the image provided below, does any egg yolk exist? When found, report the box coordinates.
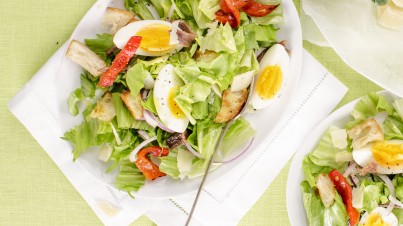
[168,87,185,118]
[136,24,173,54]
[372,141,403,169]
[256,65,283,100]
[360,213,389,226]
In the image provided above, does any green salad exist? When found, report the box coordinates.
[62,0,288,195]
[302,93,403,226]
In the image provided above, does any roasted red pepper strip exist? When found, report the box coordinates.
[241,1,279,17]
[220,0,250,13]
[215,10,238,28]
[98,36,142,87]
[328,169,360,226]
[135,146,169,180]
[219,0,241,28]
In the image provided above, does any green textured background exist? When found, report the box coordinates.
[0,0,381,225]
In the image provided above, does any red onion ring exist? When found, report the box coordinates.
[183,140,203,158]
[379,175,395,196]
[143,109,175,133]
[137,130,150,140]
[213,138,254,163]
[389,195,403,208]
[129,137,157,162]
[343,162,358,178]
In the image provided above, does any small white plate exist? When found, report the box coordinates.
[286,90,399,225]
[55,0,302,198]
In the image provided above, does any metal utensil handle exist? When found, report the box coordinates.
[185,76,255,225]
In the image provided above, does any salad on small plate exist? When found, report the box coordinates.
[57,0,302,197]
[287,91,403,226]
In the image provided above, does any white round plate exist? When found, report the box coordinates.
[55,0,302,198]
[302,0,403,98]
[286,90,399,225]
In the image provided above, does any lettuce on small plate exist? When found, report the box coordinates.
[286,91,403,225]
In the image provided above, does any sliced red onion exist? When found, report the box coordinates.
[379,175,395,196]
[141,89,150,101]
[183,140,203,158]
[343,162,357,178]
[110,122,122,145]
[389,195,403,208]
[213,138,254,163]
[129,137,157,162]
[386,202,395,214]
[137,130,150,140]
[166,3,175,21]
[143,109,175,133]
[350,175,360,187]
[143,109,158,128]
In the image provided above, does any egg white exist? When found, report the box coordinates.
[251,44,290,109]
[359,207,398,226]
[113,20,182,56]
[353,140,403,174]
[153,64,189,133]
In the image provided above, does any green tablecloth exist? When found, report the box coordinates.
[0,0,381,225]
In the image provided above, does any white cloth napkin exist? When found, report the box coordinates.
[8,45,348,225]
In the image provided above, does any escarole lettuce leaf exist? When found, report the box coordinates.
[301,181,348,226]
[115,159,145,194]
[197,22,236,53]
[346,92,393,129]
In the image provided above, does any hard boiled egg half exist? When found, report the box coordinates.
[251,44,290,109]
[353,139,403,174]
[153,64,189,133]
[359,207,398,226]
[114,20,184,56]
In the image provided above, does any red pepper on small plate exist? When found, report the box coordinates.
[98,36,142,87]
[135,146,169,180]
[328,169,360,226]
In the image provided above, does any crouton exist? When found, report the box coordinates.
[121,91,143,120]
[214,89,248,123]
[347,118,384,150]
[66,40,108,77]
[90,92,116,121]
[103,7,135,34]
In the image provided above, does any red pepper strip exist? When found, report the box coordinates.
[220,0,250,13]
[222,0,241,28]
[241,1,279,17]
[135,146,169,180]
[328,169,360,226]
[215,10,238,28]
[98,36,142,87]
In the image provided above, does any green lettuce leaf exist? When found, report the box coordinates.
[85,33,114,61]
[361,179,389,213]
[301,181,325,226]
[346,92,393,129]
[188,0,213,29]
[393,174,403,201]
[126,63,149,97]
[115,159,145,194]
[127,0,155,20]
[302,156,333,188]
[394,98,403,121]
[149,0,172,18]
[197,22,236,53]
[384,112,403,140]
[68,88,82,116]
[308,126,349,170]
[219,117,256,159]
[301,181,348,226]
[112,93,135,129]
[62,118,99,160]
[159,149,180,179]
[198,0,220,20]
